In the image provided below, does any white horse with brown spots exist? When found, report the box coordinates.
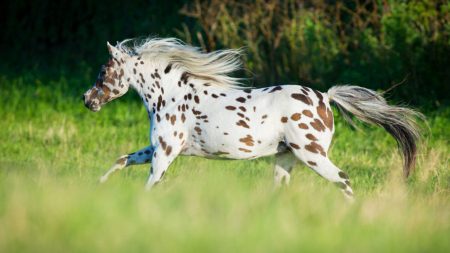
[82,38,422,199]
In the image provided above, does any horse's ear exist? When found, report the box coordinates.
[107,42,123,59]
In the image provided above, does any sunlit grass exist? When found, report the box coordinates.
[0,77,449,252]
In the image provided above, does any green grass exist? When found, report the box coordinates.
[0,75,449,252]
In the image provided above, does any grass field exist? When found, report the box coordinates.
[0,75,449,252]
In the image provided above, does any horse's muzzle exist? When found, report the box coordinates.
[82,95,101,112]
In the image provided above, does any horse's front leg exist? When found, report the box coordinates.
[99,146,154,183]
[145,135,183,190]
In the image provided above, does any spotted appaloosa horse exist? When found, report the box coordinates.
[83,38,422,199]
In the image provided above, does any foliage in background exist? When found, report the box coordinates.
[0,0,186,74]
[179,0,450,105]
[0,0,448,106]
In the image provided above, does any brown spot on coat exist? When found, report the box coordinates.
[291,93,312,105]
[239,135,254,146]
[236,120,250,128]
[302,110,313,117]
[289,143,301,149]
[269,86,282,93]
[181,113,186,123]
[158,136,167,150]
[164,63,172,74]
[281,117,288,123]
[310,119,326,132]
[157,95,163,111]
[165,146,172,156]
[313,89,324,100]
[306,133,318,141]
[180,72,189,84]
[291,113,301,121]
[226,106,236,110]
[239,148,252,153]
[236,97,246,103]
[317,101,334,130]
[298,123,308,129]
[170,115,176,125]
[305,142,326,156]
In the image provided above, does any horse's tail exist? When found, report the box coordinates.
[327,85,423,178]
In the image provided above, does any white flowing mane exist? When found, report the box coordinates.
[116,37,244,88]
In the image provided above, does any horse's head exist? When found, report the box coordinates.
[83,42,130,112]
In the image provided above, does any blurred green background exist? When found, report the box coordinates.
[0,1,449,252]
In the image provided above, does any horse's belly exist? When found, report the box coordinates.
[180,129,285,160]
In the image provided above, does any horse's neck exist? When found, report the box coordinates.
[128,62,193,112]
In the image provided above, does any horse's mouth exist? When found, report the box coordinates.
[90,106,101,112]
[84,101,101,112]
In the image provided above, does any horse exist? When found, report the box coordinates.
[82,37,422,199]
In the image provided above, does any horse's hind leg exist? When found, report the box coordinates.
[303,155,354,200]
[99,146,153,183]
[274,152,297,187]
[285,132,354,199]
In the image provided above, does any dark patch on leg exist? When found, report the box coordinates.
[310,119,326,132]
[338,171,349,179]
[335,182,347,189]
[116,157,128,165]
[307,161,317,166]
[304,142,326,156]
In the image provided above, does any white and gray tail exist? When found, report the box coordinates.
[328,85,424,178]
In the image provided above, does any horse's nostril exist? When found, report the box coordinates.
[82,95,85,101]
